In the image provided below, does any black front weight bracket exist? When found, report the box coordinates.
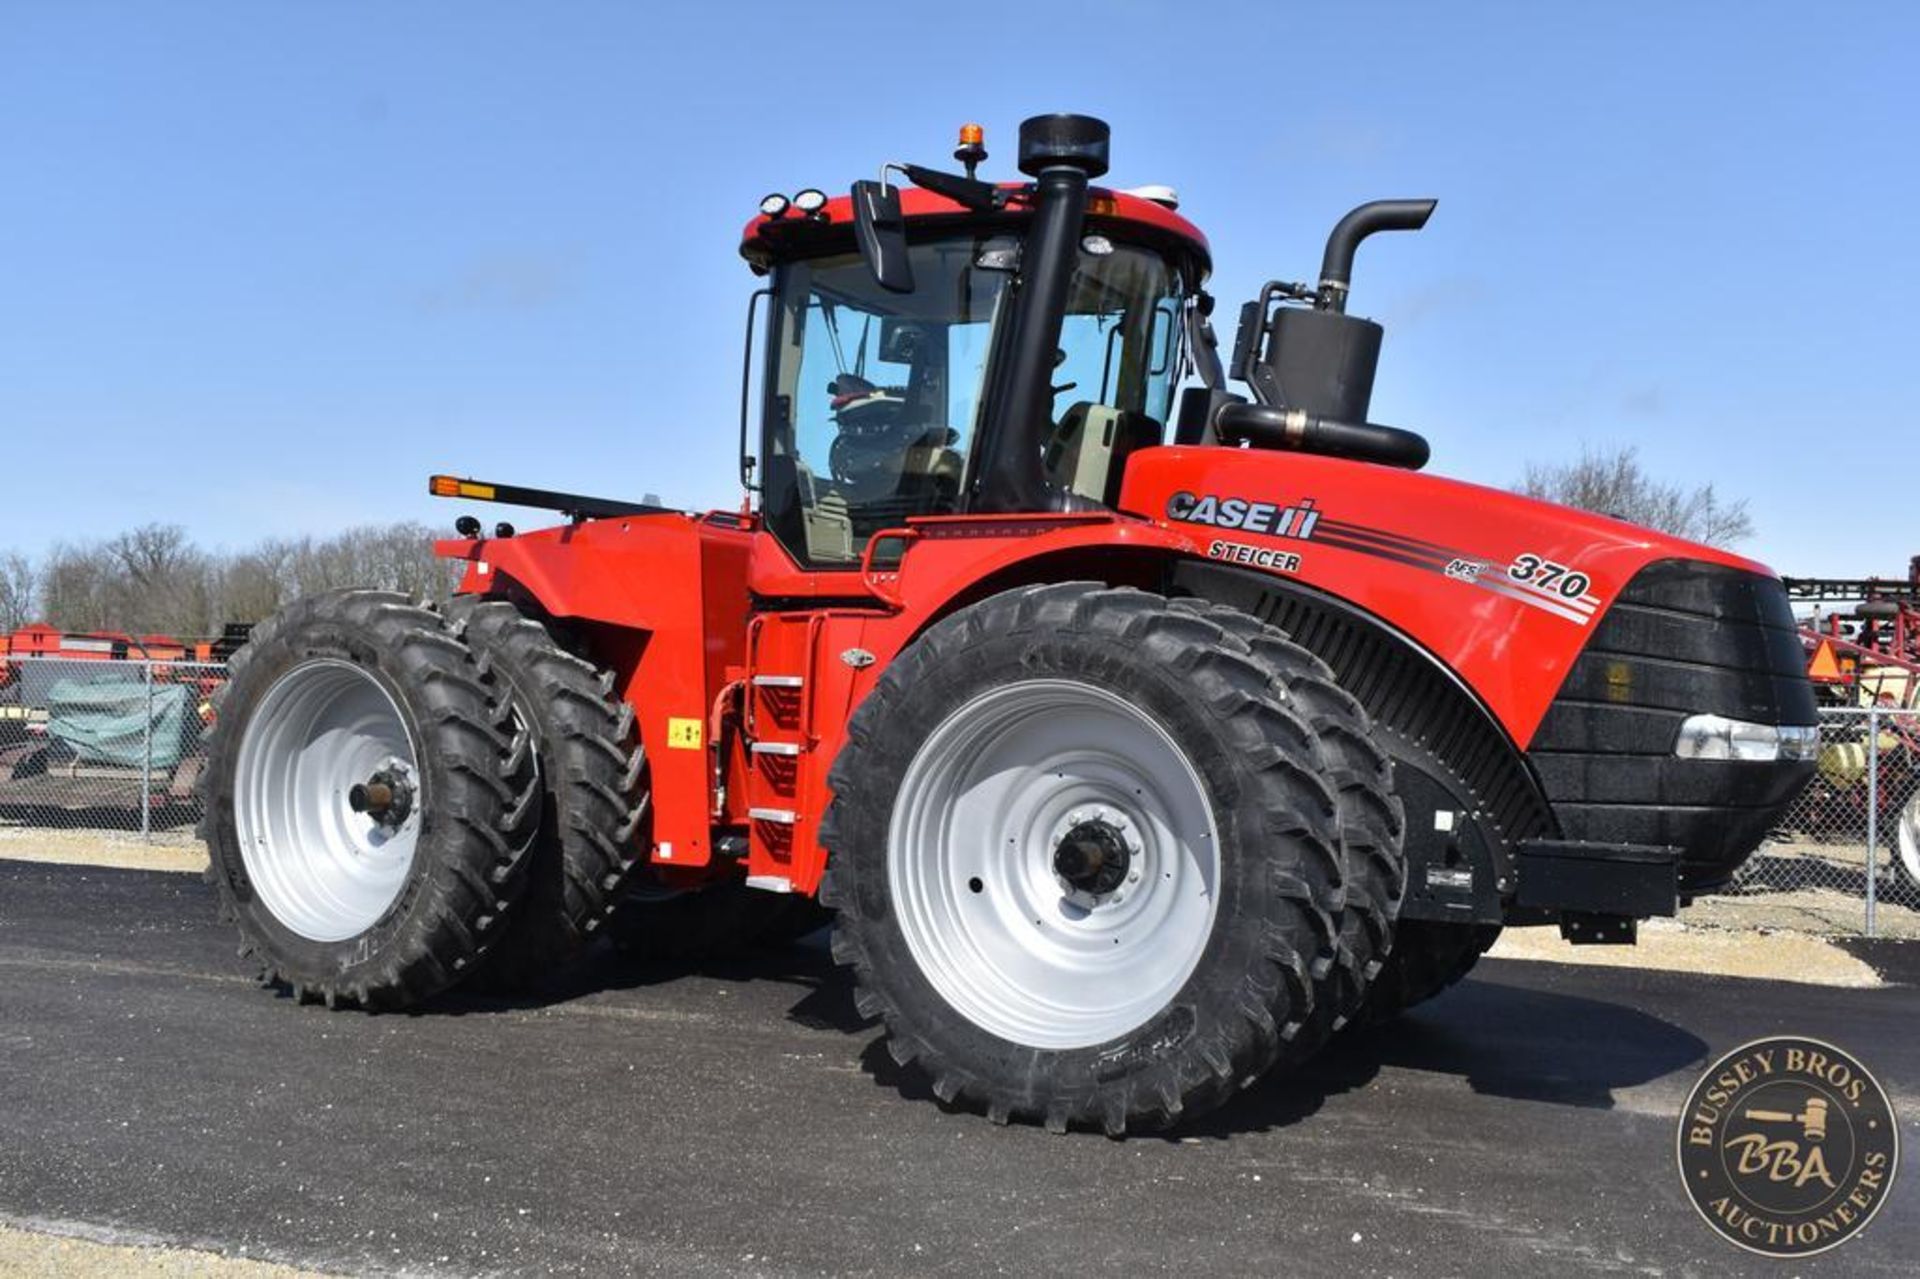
[1513,839,1680,944]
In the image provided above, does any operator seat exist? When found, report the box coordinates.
[796,462,854,561]
[1045,401,1164,507]
[896,425,965,509]
[762,452,855,563]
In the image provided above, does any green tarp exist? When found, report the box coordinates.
[46,679,190,770]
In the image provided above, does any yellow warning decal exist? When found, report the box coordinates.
[666,717,704,750]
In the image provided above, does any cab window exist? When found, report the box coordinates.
[760,236,1011,566]
[758,231,1187,565]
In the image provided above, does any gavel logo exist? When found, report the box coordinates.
[1724,1094,1837,1189]
[1743,1094,1829,1143]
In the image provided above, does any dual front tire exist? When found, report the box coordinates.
[822,583,1405,1133]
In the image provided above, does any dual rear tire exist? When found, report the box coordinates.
[202,592,536,1007]
[445,599,649,988]
[204,591,647,1006]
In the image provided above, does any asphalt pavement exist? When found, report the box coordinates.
[1,860,1915,1277]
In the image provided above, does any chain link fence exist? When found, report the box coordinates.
[0,655,226,836]
[1726,706,1920,937]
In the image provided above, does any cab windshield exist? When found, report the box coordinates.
[759,230,1188,566]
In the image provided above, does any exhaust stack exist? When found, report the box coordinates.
[1316,198,1436,314]
[1220,198,1436,468]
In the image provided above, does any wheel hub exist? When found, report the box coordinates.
[348,760,415,829]
[1050,806,1142,906]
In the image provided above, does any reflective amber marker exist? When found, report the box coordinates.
[429,475,495,500]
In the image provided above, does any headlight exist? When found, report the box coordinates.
[1674,714,1819,762]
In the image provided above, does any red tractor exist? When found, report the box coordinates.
[202,116,1817,1133]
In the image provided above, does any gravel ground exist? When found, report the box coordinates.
[1488,916,1883,984]
[0,1223,320,1278]
[0,826,206,874]
[1712,839,1920,938]
[3,861,1915,1276]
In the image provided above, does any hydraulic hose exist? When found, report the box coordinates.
[1214,402,1430,470]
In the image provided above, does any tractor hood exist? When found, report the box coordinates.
[1118,445,1778,746]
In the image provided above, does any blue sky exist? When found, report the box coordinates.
[2,2,1913,575]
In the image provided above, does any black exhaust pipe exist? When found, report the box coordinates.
[967,114,1109,514]
[1214,402,1430,470]
[1316,198,1436,313]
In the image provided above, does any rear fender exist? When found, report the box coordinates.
[437,515,754,867]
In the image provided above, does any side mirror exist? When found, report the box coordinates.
[853,180,914,293]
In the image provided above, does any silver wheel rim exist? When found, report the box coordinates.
[888,678,1221,1050]
[233,659,422,942]
[1898,791,1920,887]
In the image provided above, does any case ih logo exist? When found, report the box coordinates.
[1165,491,1321,541]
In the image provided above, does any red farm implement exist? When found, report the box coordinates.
[1783,558,1920,888]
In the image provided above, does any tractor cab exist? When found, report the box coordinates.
[737,114,1438,570]
[739,122,1208,567]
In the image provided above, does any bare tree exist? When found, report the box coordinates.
[8,520,462,638]
[0,552,38,631]
[40,542,117,632]
[1517,445,1754,547]
[212,544,292,624]
[284,522,457,604]
[102,523,214,636]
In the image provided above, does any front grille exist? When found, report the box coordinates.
[1529,559,1817,889]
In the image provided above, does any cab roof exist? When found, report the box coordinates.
[739,183,1211,275]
